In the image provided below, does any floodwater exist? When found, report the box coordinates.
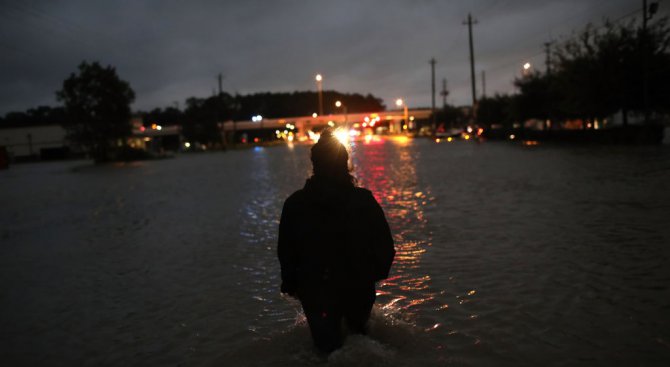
[1,138,669,366]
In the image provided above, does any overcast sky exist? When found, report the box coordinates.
[1,0,666,115]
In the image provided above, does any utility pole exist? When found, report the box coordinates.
[217,73,223,96]
[430,58,437,131]
[481,70,486,98]
[642,0,659,125]
[544,41,553,74]
[440,78,449,109]
[463,13,478,112]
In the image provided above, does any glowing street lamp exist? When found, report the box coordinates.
[315,74,324,116]
[335,100,348,127]
[395,98,409,133]
[522,62,532,77]
[252,114,263,130]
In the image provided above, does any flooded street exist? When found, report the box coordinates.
[2,139,670,366]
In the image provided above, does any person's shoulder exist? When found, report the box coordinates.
[353,187,378,203]
[283,188,308,207]
[354,187,373,196]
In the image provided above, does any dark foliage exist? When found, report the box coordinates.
[56,61,135,162]
[0,106,67,128]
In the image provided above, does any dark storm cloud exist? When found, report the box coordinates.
[0,0,659,115]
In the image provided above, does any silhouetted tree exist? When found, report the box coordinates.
[553,17,670,125]
[56,61,135,162]
[1,106,67,128]
[433,104,467,129]
[231,91,384,119]
[513,73,562,129]
[182,93,235,146]
[141,106,184,127]
[477,94,516,128]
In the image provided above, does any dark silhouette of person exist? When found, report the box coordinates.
[278,129,395,353]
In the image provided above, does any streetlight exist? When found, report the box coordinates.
[395,98,408,133]
[315,74,323,116]
[335,100,348,128]
[522,62,532,77]
[252,114,263,131]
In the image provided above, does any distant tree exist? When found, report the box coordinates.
[513,73,562,129]
[182,93,234,146]
[231,91,384,119]
[1,106,67,128]
[553,17,670,125]
[56,61,135,162]
[141,106,185,127]
[477,94,515,128]
[433,104,467,129]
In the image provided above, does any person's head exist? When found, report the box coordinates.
[310,129,355,187]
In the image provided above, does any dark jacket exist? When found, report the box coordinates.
[278,177,395,295]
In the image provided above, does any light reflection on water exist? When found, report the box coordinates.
[1,140,670,366]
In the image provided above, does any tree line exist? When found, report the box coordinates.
[476,16,670,130]
[0,64,385,160]
[143,91,385,146]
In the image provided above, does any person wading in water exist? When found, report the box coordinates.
[278,129,395,353]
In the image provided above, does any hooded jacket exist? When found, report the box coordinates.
[278,177,395,295]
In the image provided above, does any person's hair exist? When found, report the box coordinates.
[310,129,356,187]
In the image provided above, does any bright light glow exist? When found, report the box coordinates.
[364,134,373,144]
[467,126,473,133]
[156,125,162,131]
[307,130,320,142]
[523,62,531,70]
[464,134,471,140]
[395,98,404,107]
[447,137,453,142]
[335,101,342,108]
[369,121,376,127]
[151,123,157,129]
[477,128,484,136]
[315,74,322,82]
[328,121,335,127]
[333,129,349,145]
[509,134,516,140]
[435,138,441,143]
[184,142,191,148]
[252,115,263,122]
[403,125,408,130]
[362,122,367,127]
[312,113,318,118]
[409,116,415,121]
[144,137,151,142]
[287,134,294,142]
[389,135,409,144]
[140,126,146,132]
[348,129,360,137]
[364,116,370,122]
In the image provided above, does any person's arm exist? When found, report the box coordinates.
[277,198,298,296]
[367,193,395,281]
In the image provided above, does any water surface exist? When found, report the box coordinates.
[1,139,669,366]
